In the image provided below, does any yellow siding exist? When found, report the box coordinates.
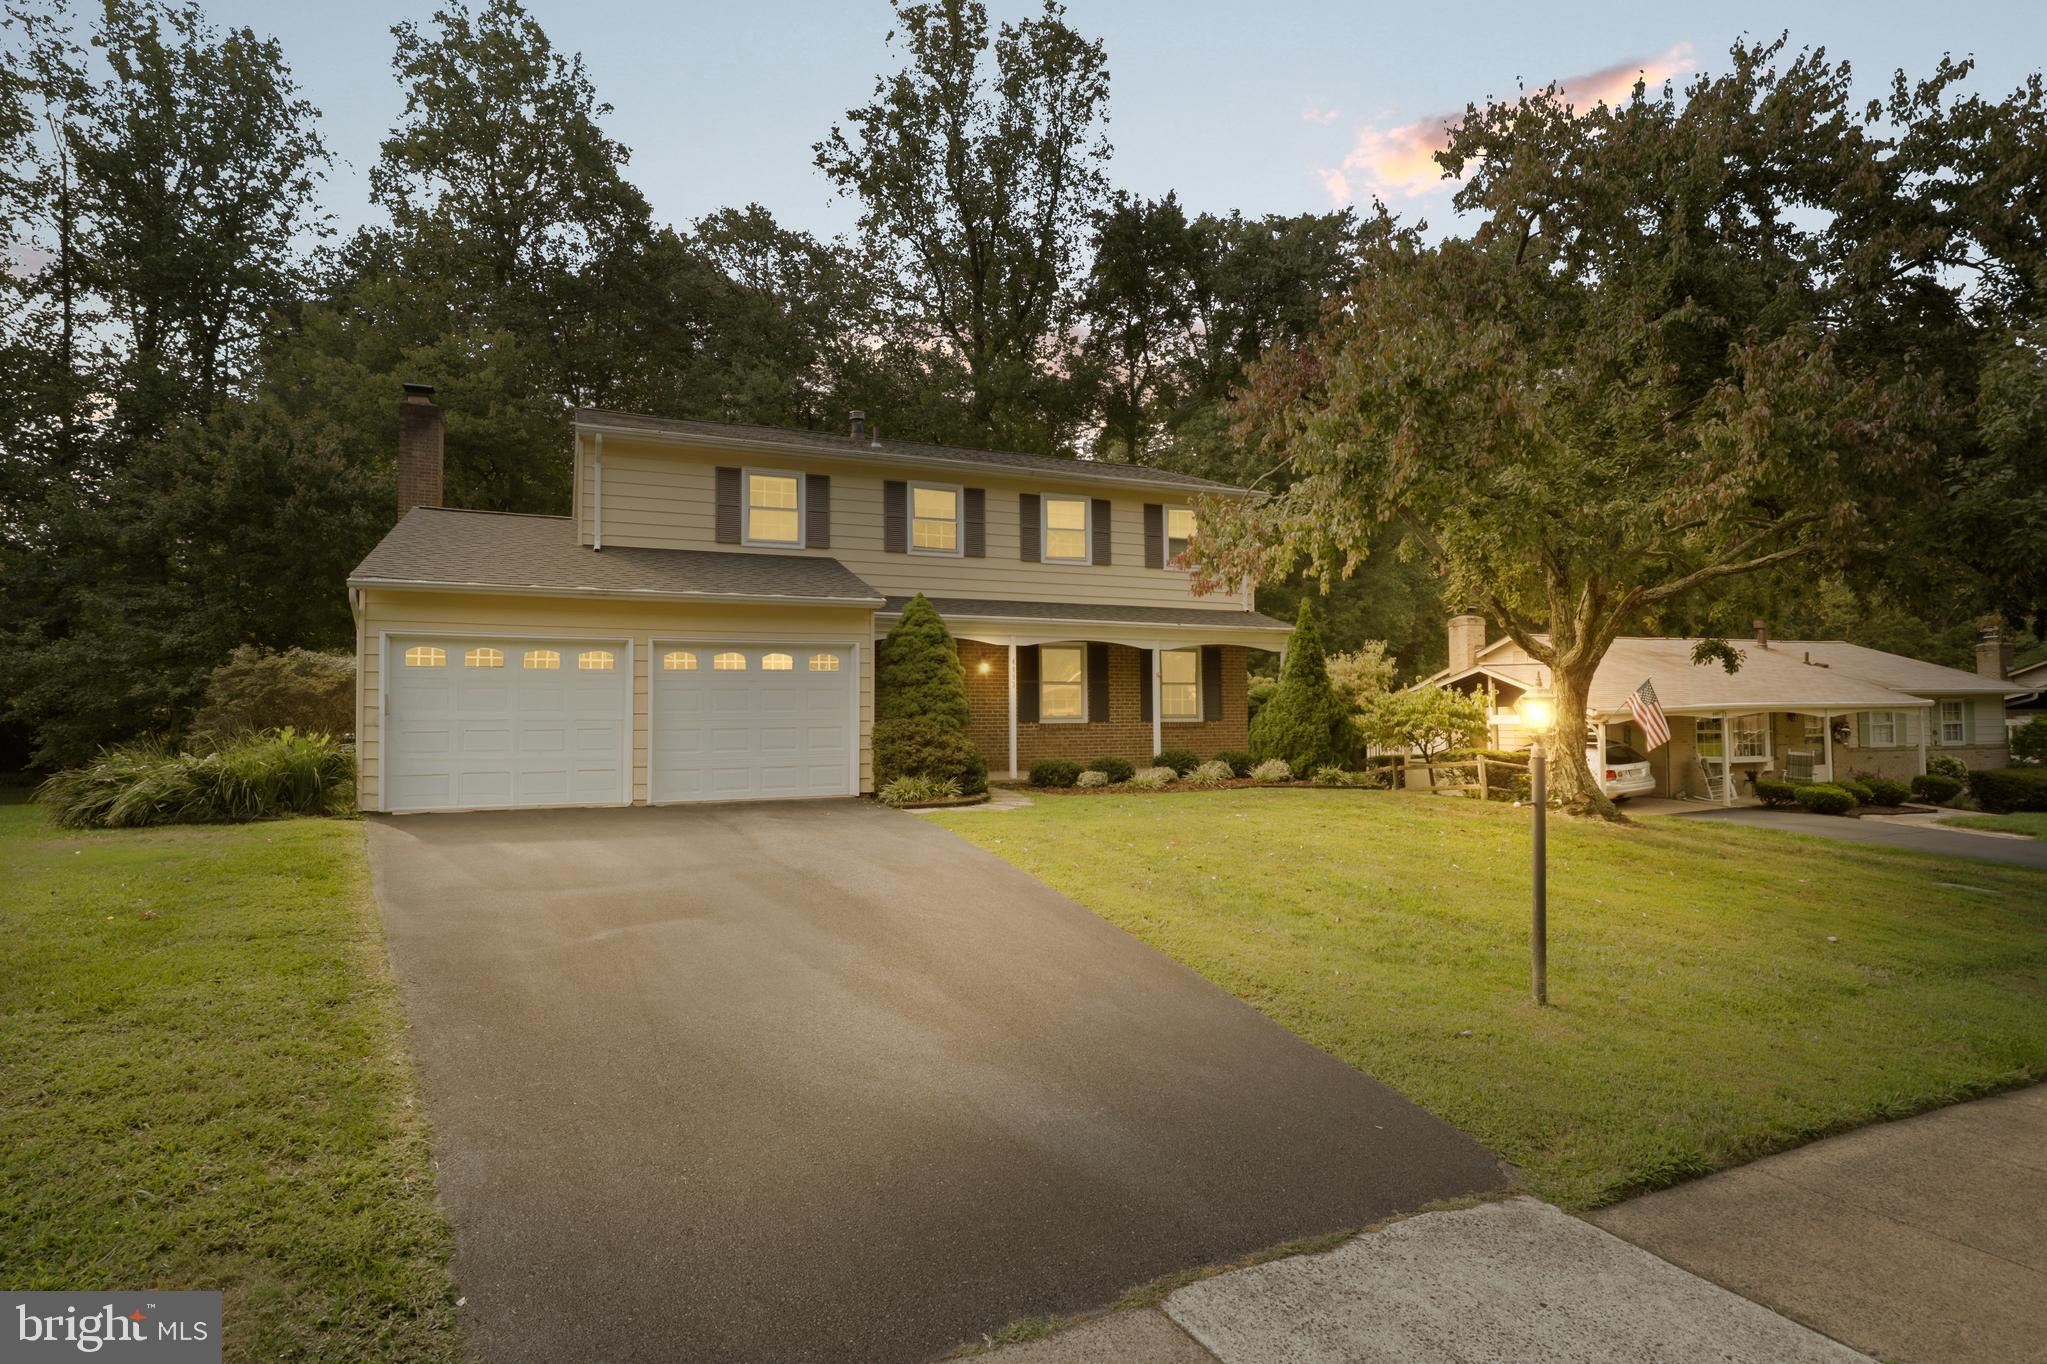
[576,433,1252,611]
[357,588,875,810]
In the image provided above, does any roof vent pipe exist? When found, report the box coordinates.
[849,410,866,440]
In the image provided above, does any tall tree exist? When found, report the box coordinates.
[815,0,1110,449]
[1195,42,1951,818]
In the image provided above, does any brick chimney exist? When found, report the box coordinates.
[1976,623,2014,680]
[1447,614,1487,674]
[849,410,866,441]
[397,383,444,518]
[1753,618,1769,648]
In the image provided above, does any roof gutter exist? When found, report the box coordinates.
[572,419,1254,499]
[347,576,885,609]
[873,606,1291,633]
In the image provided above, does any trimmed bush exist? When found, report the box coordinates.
[1185,760,1233,788]
[1910,772,1964,804]
[1755,777,1799,808]
[877,594,971,728]
[1249,601,1354,774]
[878,774,961,807]
[1965,767,2047,814]
[1249,758,1293,783]
[1075,769,1110,788]
[1212,749,1255,778]
[189,646,355,747]
[873,717,988,795]
[1029,757,1084,788]
[1861,777,1909,807]
[1837,778,1874,805]
[1927,753,1968,781]
[1153,747,1200,776]
[1128,766,1177,790]
[1087,755,1135,784]
[1793,783,1857,816]
[34,729,355,829]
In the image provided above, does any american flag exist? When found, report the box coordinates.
[1627,678,1670,751]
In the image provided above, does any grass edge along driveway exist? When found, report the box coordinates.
[934,788,2047,1210]
[0,797,461,1364]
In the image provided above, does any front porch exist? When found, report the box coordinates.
[1589,705,1937,805]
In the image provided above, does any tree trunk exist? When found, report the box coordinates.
[1545,660,1623,822]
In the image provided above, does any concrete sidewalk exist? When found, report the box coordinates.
[976,1198,1859,1363]
[1592,1084,2047,1364]
[977,1086,2047,1361]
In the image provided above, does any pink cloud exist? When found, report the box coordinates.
[1301,104,1341,126]
[1322,43,1695,205]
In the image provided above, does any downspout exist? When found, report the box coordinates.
[593,431,604,550]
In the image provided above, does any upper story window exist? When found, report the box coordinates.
[910,483,962,554]
[1043,495,1090,564]
[1939,699,1965,744]
[1039,644,1085,721]
[1160,647,1199,719]
[1164,507,1196,565]
[745,471,803,546]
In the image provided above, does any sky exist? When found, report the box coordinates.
[197,0,2047,243]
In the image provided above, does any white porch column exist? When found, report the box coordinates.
[1594,718,1607,793]
[1720,709,1733,805]
[1821,711,1833,781]
[1150,645,1164,759]
[1917,709,1928,777]
[1006,642,1019,781]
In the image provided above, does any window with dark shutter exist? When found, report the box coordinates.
[715,467,742,544]
[1017,646,1040,722]
[964,488,986,557]
[1140,650,1154,722]
[1202,646,1224,721]
[1091,498,1111,565]
[883,480,907,553]
[1019,493,1041,562]
[1087,644,1110,722]
[1143,503,1164,568]
[807,474,831,548]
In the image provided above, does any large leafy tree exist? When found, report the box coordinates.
[815,0,1110,450]
[1196,42,1954,817]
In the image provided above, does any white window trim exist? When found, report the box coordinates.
[1868,711,1900,747]
[1160,646,1201,722]
[1731,712,1767,758]
[1038,643,1088,723]
[907,480,965,557]
[1162,504,1195,570]
[1938,699,1966,745]
[742,467,806,548]
[1041,495,1092,565]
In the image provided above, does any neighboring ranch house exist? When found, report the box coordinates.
[348,387,1287,813]
[1421,615,2024,802]
[2006,656,2047,741]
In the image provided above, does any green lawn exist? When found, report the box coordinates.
[1939,811,2047,840]
[933,789,2047,1209]
[0,796,460,1363]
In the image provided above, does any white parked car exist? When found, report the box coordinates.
[1591,742,1656,800]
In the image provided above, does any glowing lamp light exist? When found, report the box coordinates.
[976,659,991,674]
[1515,691,1555,734]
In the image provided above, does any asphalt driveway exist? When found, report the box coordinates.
[367,802,1504,1364]
[1668,807,2047,869]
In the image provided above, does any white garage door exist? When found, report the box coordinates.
[651,644,856,802]
[384,637,630,812]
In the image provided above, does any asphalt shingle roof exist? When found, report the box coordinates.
[350,508,885,604]
[879,595,1292,631]
[575,409,1251,495]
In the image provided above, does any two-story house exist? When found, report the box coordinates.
[347,387,1290,812]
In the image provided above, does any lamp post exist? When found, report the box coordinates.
[1515,690,1555,1006]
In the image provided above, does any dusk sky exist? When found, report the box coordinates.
[203,1,2047,242]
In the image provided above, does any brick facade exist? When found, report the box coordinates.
[951,638,1250,776]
